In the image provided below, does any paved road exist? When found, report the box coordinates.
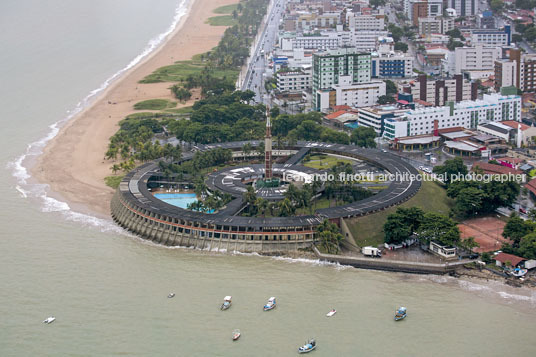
[241,0,287,104]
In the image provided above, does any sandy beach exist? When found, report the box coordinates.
[32,0,238,218]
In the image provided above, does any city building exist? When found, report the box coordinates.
[401,74,477,106]
[347,9,386,31]
[371,42,414,78]
[350,31,390,52]
[477,10,496,29]
[276,70,311,93]
[358,105,408,135]
[447,0,478,17]
[508,49,536,92]
[382,94,521,139]
[315,78,386,111]
[312,48,372,110]
[418,16,455,36]
[470,26,511,46]
[295,12,341,31]
[494,59,517,90]
[455,45,502,74]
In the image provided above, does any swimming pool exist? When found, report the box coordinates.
[153,193,198,209]
[153,192,215,213]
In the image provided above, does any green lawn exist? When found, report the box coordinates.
[133,99,176,110]
[213,4,238,14]
[344,180,455,247]
[164,106,194,114]
[140,59,239,84]
[206,15,237,26]
[105,175,125,189]
[302,154,354,170]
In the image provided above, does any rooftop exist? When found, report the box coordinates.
[472,162,523,175]
[444,141,482,152]
[494,252,526,266]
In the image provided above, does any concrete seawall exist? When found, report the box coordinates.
[313,247,471,275]
[111,191,314,252]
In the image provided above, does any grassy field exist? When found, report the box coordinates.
[344,180,455,247]
[140,59,239,83]
[303,154,354,170]
[206,15,237,26]
[133,99,176,110]
[105,175,125,189]
[213,4,238,14]
[164,106,194,114]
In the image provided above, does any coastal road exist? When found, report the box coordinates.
[241,0,286,104]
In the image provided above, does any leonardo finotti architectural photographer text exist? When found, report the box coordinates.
[283,172,526,184]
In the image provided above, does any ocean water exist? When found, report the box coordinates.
[0,1,535,356]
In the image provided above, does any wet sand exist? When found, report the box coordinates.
[32,0,238,217]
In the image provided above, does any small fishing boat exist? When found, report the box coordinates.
[511,267,528,277]
[232,329,241,341]
[326,309,336,317]
[394,307,407,321]
[168,293,175,298]
[263,297,276,311]
[221,296,232,310]
[298,339,316,354]
[43,317,56,324]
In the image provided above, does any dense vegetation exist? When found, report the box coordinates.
[383,207,465,248]
[502,213,536,259]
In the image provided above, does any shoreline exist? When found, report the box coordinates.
[29,0,238,217]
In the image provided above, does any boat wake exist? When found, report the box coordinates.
[6,0,190,233]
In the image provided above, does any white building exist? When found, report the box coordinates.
[276,70,311,93]
[358,105,408,134]
[315,77,386,111]
[348,9,386,31]
[418,17,455,35]
[371,43,414,78]
[383,94,521,138]
[494,59,517,89]
[471,28,511,46]
[350,30,389,52]
[455,45,502,74]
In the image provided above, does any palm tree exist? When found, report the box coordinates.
[111,164,121,175]
[278,198,295,217]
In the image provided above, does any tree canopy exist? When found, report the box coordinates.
[384,207,425,244]
[350,126,377,148]
[417,212,460,247]
[432,157,468,184]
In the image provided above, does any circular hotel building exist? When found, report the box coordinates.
[111,140,421,253]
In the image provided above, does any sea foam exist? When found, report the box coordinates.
[7,0,190,233]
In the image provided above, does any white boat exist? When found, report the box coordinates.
[298,339,316,353]
[326,309,336,317]
[168,293,175,298]
[511,268,528,277]
[221,296,232,310]
[43,317,55,324]
[263,297,276,311]
[232,329,241,341]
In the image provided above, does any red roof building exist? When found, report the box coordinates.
[526,177,536,196]
[472,162,523,176]
[494,252,526,267]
